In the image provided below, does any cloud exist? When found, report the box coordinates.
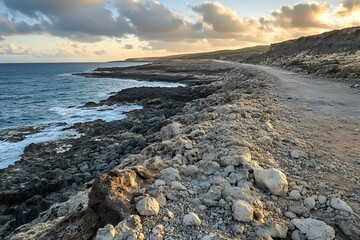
[117,0,184,33]
[270,2,330,29]
[2,0,131,42]
[123,44,134,49]
[0,0,360,57]
[0,43,33,55]
[3,0,104,17]
[0,16,46,35]
[337,0,360,16]
[192,2,252,33]
[0,36,4,41]
[94,49,106,55]
[49,6,132,40]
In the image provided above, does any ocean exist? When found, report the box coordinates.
[0,62,182,168]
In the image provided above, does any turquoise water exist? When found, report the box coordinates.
[0,62,182,168]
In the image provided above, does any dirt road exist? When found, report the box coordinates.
[217,61,360,118]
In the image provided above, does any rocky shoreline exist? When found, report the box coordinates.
[0,60,359,239]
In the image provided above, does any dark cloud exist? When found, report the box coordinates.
[0,16,46,35]
[49,6,132,39]
[3,0,104,17]
[192,2,251,33]
[270,3,329,29]
[2,0,131,42]
[337,0,360,16]
[117,0,184,33]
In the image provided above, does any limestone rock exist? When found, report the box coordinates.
[115,215,144,240]
[232,200,254,222]
[200,160,220,175]
[318,195,327,205]
[289,190,302,200]
[256,223,288,239]
[304,197,316,209]
[291,149,307,159]
[183,212,201,226]
[254,168,288,196]
[203,185,222,206]
[160,167,180,181]
[220,147,251,166]
[222,186,260,204]
[171,181,187,191]
[136,196,160,216]
[291,218,335,240]
[330,197,353,213]
[95,224,116,240]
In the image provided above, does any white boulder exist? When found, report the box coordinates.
[136,196,160,216]
[232,200,254,222]
[291,218,335,240]
[254,168,288,196]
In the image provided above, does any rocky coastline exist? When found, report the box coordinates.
[0,60,359,240]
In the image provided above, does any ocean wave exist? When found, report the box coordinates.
[0,126,80,169]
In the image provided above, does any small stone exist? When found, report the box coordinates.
[291,218,335,240]
[232,200,254,222]
[160,167,180,181]
[167,210,175,219]
[285,211,297,219]
[155,194,167,207]
[304,197,316,209]
[203,185,222,206]
[289,190,302,200]
[171,181,187,191]
[115,215,144,240]
[201,236,212,240]
[254,168,288,196]
[330,197,353,213]
[183,212,201,226]
[291,229,302,240]
[184,165,198,176]
[201,161,221,175]
[136,196,160,216]
[291,149,307,159]
[95,224,116,240]
[318,195,327,205]
[154,179,166,186]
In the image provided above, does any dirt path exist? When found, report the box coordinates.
[218,60,360,235]
[217,61,360,118]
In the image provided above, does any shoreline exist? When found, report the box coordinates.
[0,60,359,239]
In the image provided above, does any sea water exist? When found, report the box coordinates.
[0,62,182,168]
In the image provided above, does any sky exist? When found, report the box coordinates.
[0,0,359,63]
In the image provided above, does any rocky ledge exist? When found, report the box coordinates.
[0,60,359,240]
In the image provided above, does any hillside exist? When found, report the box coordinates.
[251,27,360,79]
[127,27,360,80]
[125,45,269,62]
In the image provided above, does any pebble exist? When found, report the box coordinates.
[232,200,254,222]
[330,197,353,213]
[289,190,302,200]
[136,196,160,216]
[318,195,327,205]
[183,212,202,226]
[171,181,187,191]
[304,196,316,209]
